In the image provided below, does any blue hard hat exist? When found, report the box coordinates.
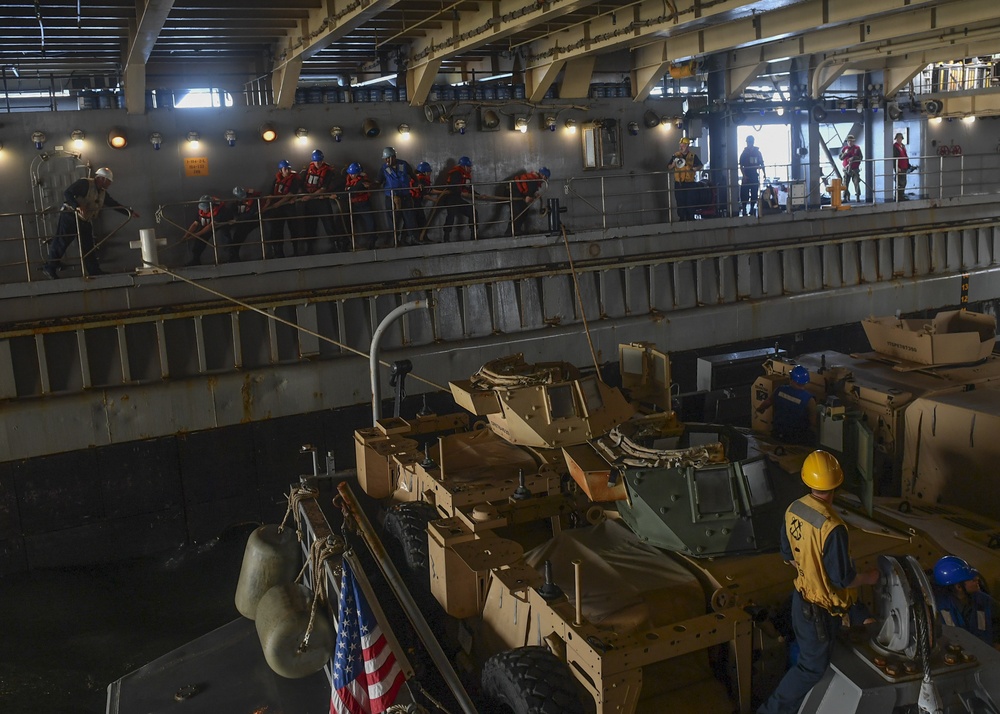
[347,162,362,175]
[312,149,324,162]
[539,167,551,179]
[458,156,472,167]
[417,161,431,173]
[198,195,213,211]
[278,159,291,169]
[233,187,247,200]
[934,555,977,586]
[790,365,810,385]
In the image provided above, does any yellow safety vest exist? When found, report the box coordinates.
[672,151,698,183]
[75,179,107,222]
[784,495,857,613]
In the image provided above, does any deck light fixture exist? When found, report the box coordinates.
[260,123,277,142]
[31,131,46,149]
[186,131,200,147]
[397,123,410,137]
[564,119,577,133]
[108,128,127,149]
[544,114,557,131]
[70,130,85,148]
[149,132,163,150]
[452,118,466,135]
[330,126,343,142]
[362,118,380,138]
[224,129,236,147]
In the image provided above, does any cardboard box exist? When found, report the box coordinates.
[862,310,996,366]
[751,374,787,434]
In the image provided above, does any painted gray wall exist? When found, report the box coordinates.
[1,97,686,219]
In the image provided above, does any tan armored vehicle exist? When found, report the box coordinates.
[354,341,1000,713]
[753,309,1000,522]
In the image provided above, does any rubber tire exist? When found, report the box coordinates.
[383,501,439,573]
[481,646,585,714]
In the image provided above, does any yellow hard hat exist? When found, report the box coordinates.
[680,137,691,145]
[801,450,844,491]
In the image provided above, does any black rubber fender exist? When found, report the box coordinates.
[481,646,586,714]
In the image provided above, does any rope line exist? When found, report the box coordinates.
[560,225,600,377]
[144,261,448,392]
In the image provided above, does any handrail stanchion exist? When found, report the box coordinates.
[20,214,32,282]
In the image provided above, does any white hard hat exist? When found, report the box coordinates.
[95,167,114,182]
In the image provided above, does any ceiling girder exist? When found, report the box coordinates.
[631,41,671,102]
[405,0,602,105]
[271,0,403,107]
[122,1,175,114]
[555,56,594,100]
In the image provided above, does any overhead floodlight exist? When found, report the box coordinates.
[887,103,903,121]
[260,123,277,142]
[513,116,528,133]
[295,127,308,143]
[398,123,410,138]
[108,128,127,149]
[423,104,445,123]
[924,99,943,115]
[362,118,381,138]
[479,109,500,131]
[564,119,577,133]
[70,130,85,148]
[186,131,200,147]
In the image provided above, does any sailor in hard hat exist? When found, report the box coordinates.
[892,132,912,202]
[756,365,819,444]
[933,555,995,646]
[838,134,863,202]
[374,146,418,246]
[182,195,235,267]
[758,451,880,714]
[42,166,139,279]
[670,136,704,221]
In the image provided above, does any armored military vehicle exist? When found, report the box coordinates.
[353,341,1000,712]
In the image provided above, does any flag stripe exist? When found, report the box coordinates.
[330,560,406,714]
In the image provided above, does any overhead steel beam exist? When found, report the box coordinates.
[406,0,602,105]
[809,22,1000,97]
[527,0,986,97]
[122,1,175,115]
[722,47,769,101]
[271,0,402,107]
[125,0,174,66]
[407,57,443,109]
[556,57,594,100]
[930,87,1000,118]
[631,42,671,102]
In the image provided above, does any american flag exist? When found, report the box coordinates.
[330,559,405,714]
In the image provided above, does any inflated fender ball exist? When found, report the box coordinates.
[234,524,301,620]
[255,583,334,678]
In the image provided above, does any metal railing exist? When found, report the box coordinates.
[3,154,1000,286]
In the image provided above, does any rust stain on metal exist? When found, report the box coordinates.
[241,374,257,423]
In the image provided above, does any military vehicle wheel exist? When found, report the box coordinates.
[481,646,585,714]
[383,501,439,573]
